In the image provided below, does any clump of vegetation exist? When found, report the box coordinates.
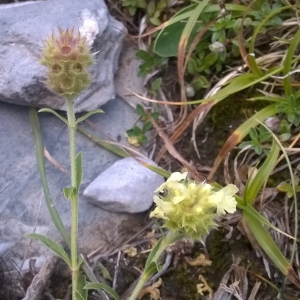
[117,0,300,298]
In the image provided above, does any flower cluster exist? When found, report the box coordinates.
[150,172,238,240]
[40,27,93,97]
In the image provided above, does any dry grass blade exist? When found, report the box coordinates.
[128,9,195,39]
[176,0,210,131]
[237,0,257,71]
[191,69,241,159]
[44,147,69,175]
[208,104,278,180]
[183,21,215,73]
[82,120,148,159]
[248,281,261,300]
[149,114,205,181]
[155,101,215,163]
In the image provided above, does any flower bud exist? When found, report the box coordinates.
[264,117,280,132]
[150,172,238,240]
[40,27,93,98]
[209,41,225,54]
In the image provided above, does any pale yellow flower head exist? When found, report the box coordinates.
[150,172,238,240]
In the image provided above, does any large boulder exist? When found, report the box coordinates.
[0,0,126,112]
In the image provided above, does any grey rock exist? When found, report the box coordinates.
[115,40,145,107]
[0,95,146,268]
[0,0,126,112]
[84,157,164,213]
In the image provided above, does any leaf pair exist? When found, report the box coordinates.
[63,152,83,200]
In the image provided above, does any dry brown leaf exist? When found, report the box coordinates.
[44,147,69,175]
[197,275,213,299]
[149,114,206,182]
[185,253,212,267]
[138,278,162,300]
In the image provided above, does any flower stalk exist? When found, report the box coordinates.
[128,172,238,300]
[66,96,79,298]
[40,27,94,299]
[128,230,184,300]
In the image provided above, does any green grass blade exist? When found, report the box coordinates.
[77,125,171,178]
[210,104,279,177]
[77,125,135,158]
[180,0,210,49]
[248,5,292,76]
[244,140,280,205]
[248,95,285,102]
[243,210,291,276]
[283,28,300,96]
[192,67,284,105]
[241,204,292,239]
[29,107,71,247]
[77,273,88,300]
[84,283,119,300]
[232,104,279,140]
[154,4,249,57]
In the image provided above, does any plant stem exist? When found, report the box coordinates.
[128,273,150,300]
[66,97,79,299]
[128,231,183,300]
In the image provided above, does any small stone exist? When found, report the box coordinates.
[83,157,165,213]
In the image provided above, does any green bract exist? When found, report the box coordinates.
[150,172,238,240]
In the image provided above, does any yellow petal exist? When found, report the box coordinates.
[208,184,238,215]
[167,172,188,182]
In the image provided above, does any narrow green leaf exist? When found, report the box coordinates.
[84,283,119,300]
[283,28,300,96]
[27,233,71,267]
[38,108,68,125]
[77,126,171,178]
[180,0,210,51]
[145,238,163,269]
[243,211,290,276]
[29,108,71,247]
[77,273,88,300]
[240,204,295,242]
[76,152,83,191]
[154,4,249,57]
[97,261,112,281]
[76,109,104,125]
[249,5,291,61]
[234,104,279,143]
[189,65,286,106]
[75,292,85,300]
[244,140,280,205]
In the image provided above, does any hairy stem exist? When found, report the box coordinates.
[128,231,183,300]
[66,97,79,299]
